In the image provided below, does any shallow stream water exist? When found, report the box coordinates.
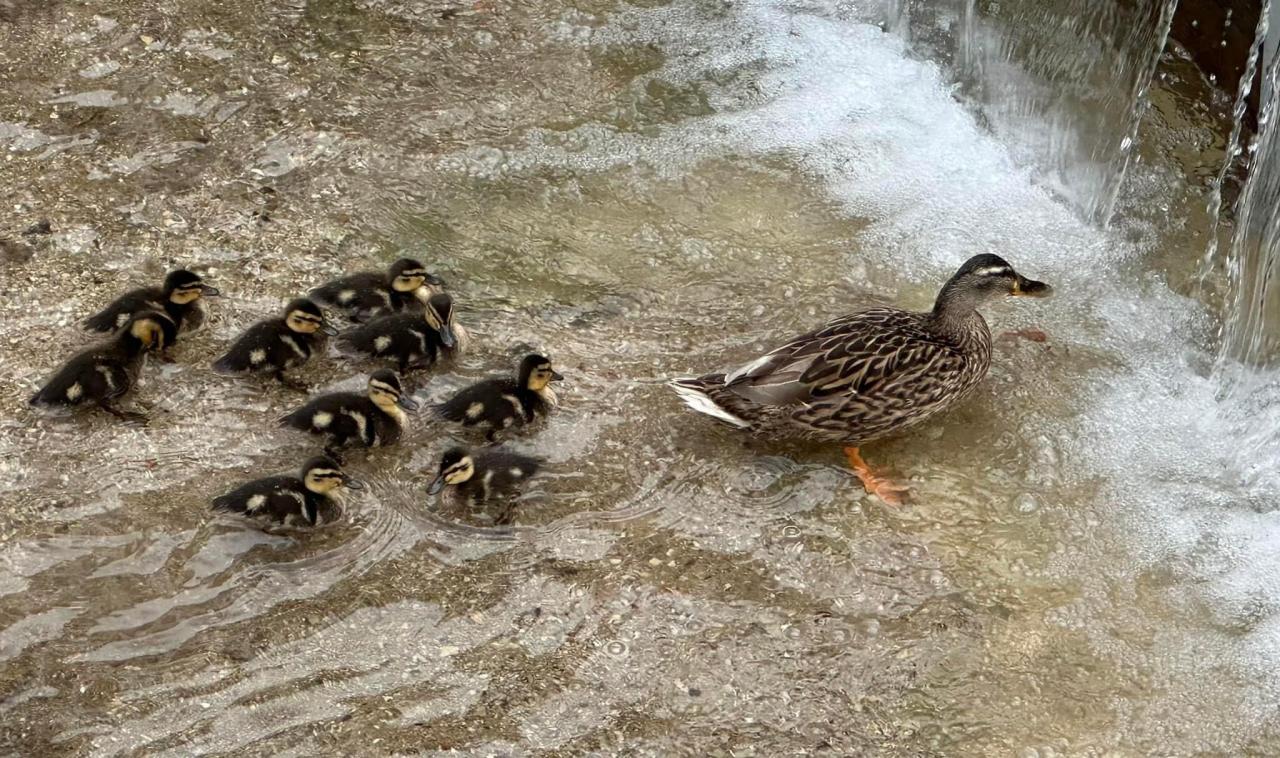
[2,0,1279,755]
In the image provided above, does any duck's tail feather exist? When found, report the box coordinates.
[83,310,118,332]
[668,376,750,428]
[278,406,310,429]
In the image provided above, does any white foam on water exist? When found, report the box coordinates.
[515,0,1280,736]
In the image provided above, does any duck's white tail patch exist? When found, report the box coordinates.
[668,379,750,428]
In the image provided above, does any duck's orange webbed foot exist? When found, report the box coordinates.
[843,446,909,507]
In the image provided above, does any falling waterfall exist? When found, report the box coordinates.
[1211,0,1280,380]
[880,0,1180,226]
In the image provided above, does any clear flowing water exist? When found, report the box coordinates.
[1,0,1279,755]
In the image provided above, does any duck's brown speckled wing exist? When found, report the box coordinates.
[702,307,991,443]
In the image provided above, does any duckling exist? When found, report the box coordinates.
[310,258,445,322]
[428,447,543,519]
[211,456,364,527]
[434,354,563,441]
[338,292,468,373]
[212,298,337,389]
[30,311,172,421]
[280,369,420,459]
[84,269,219,335]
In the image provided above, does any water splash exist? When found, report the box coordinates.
[889,0,1179,225]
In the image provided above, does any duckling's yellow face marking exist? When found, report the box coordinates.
[424,304,445,331]
[286,309,325,334]
[527,363,558,392]
[304,468,346,493]
[392,272,427,292]
[368,379,405,417]
[129,318,166,351]
[443,456,475,485]
[169,285,206,304]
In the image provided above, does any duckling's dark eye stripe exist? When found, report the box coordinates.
[399,270,428,278]
[369,381,399,395]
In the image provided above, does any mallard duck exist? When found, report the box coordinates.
[280,369,419,459]
[30,311,173,421]
[338,292,468,373]
[84,269,219,335]
[211,456,364,526]
[669,254,1052,505]
[212,298,338,389]
[428,446,543,521]
[310,258,445,322]
[433,353,563,441]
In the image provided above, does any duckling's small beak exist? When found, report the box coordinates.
[426,273,446,287]
[438,324,456,348]
[428,476,445,496]
[1011,276,1052,298]
[550,370,565,381]
[397,395,420,412]
[342,476,366,491]
[320,321,340,336]
[200,285,221,297]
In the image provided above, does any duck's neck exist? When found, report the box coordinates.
[929,282,989,340]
